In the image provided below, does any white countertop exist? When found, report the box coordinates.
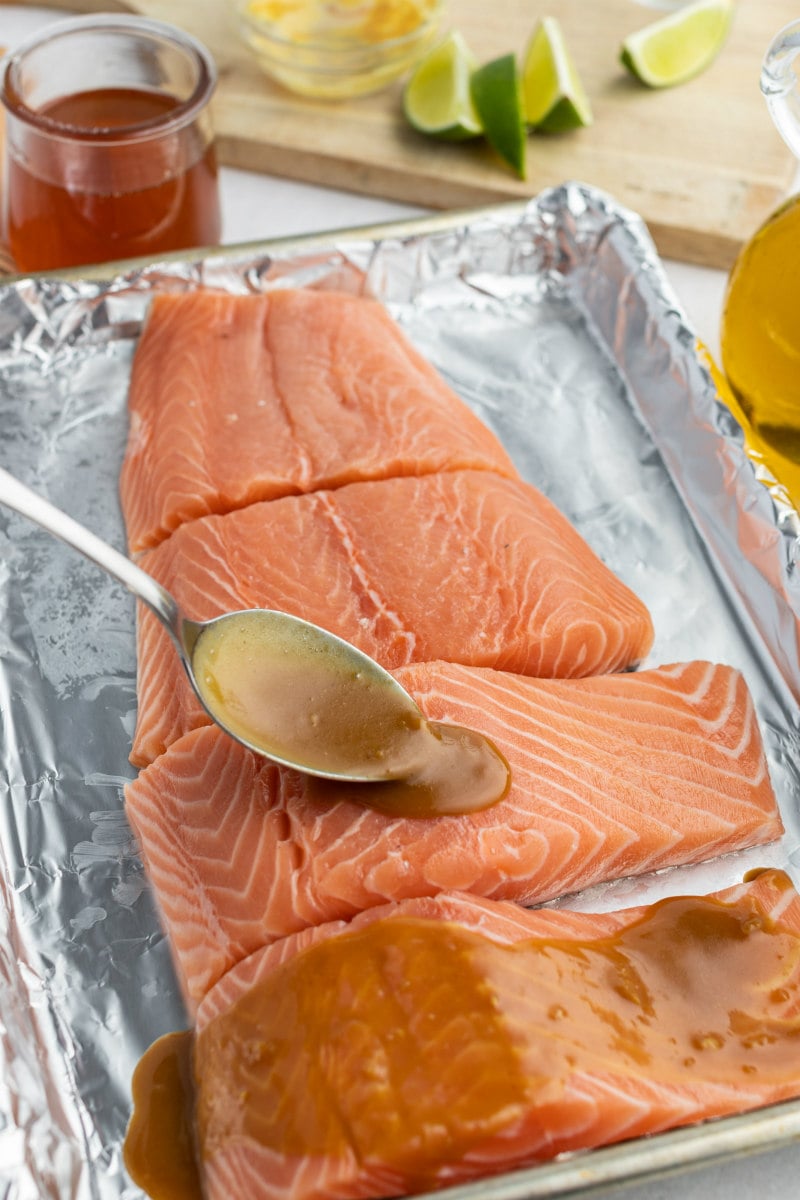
[1,7,798,1200]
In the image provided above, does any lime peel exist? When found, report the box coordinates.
[523,16,593,132]
[470,53,527,179]
[620,0,734,89]
[403,31,483,141]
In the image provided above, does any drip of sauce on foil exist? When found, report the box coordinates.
[192,612,511,817]
[124,1032,201,1200]
[124,871,800,1199]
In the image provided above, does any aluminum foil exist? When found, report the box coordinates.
[0,181,799,1199]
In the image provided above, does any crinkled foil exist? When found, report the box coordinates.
[0,182,799,1199]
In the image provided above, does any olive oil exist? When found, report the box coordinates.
[721,195,800,459]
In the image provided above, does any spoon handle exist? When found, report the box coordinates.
[0,465,181,639]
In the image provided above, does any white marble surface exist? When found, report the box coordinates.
[1,7,798,1200]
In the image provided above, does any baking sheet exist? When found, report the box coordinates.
[0,182,799,1199]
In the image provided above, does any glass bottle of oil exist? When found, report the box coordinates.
[721,21,800,459]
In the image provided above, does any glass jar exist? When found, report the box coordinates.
[721,21,800,454]
[0,15,222,273]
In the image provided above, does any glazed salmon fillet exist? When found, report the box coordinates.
[119,288,518,553]
[124,659,782,1005]
[189,870,800,1200]
[130,470,654,766]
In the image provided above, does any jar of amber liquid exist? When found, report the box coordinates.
[0,16,222,273]
[721,21,800,455]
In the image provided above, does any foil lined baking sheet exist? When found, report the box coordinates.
[0,182,798,1199]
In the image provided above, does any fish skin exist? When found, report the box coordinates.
[119,288,519,554]
[124,659,782,1006]
[193,870,800,1200]
[130,470,654,766]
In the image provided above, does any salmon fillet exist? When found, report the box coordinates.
[119,288,518,553]
[124,659,782,1005]
[192,870,800,1200]
[131,470,654,766]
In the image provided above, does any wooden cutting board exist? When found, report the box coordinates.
[4,0,798,268]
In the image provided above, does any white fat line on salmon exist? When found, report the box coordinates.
[261,346,316,492]
[317,490,417,656]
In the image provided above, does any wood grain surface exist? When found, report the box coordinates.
[2,0,798,267]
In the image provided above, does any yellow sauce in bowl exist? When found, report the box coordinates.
[230,0,442,98]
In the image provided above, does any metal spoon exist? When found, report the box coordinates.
[0,466,427,782]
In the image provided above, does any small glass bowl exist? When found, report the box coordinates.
[229,0,444,99]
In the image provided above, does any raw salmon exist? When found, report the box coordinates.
[124,659,782,1005]
[190,869,800,1200]
[130,470,654,766]
[119,288,518,553]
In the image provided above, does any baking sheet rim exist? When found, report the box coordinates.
[429,1096,800,1199]
[5,195,798,1198]
[0,199,532,284]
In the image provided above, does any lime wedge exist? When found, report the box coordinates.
[620,0,734,88]
[470,53,527,178]
[522,17,593,132]
[403,31,483,141]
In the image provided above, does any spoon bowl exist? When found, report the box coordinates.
[0,466,426,782]
[186,607,430,781]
